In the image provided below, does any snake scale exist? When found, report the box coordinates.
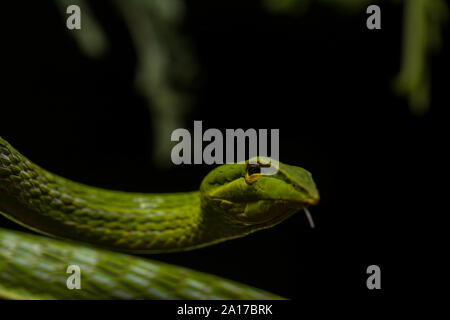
[0,136,319,299]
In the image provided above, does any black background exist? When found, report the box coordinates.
[0,0,446,305]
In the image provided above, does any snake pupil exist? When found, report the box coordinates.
[247,165,261,176]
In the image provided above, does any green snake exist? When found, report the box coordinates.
[0,136,319,299]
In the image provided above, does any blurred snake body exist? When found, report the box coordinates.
[0,136,319,299]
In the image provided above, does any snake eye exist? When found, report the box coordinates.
[247,165,261,176]
[244,164,262,185]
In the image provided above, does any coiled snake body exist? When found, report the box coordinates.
[0,136,319,299]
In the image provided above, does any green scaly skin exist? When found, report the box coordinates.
[0,136,319,299]
[0,228,283,299]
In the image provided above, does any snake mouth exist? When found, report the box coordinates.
[217,197,318,206]
[248,207,299,231]
[233,200,302,226]
[251,206,316,231]
[239,197,318,229]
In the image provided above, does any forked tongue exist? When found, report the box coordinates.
[304,208,315,229]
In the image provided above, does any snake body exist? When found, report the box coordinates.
[0,136,319,299]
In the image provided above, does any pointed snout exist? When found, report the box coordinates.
[278,162,320,207]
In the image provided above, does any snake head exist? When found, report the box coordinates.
[200,158,319,231]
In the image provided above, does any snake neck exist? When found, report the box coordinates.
[0,138,243,253]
